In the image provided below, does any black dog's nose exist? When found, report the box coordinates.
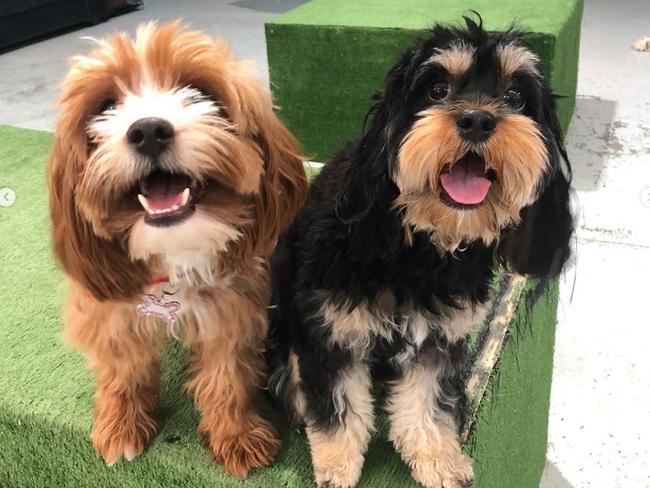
[127,117,174,157]
[456,110,496,142]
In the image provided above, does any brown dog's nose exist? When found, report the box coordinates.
[127,117,175,157]
[456,109,496,143]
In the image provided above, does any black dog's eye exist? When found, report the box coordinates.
[430,83,449,100]
[503,89,524,109]
[99,98,117,113]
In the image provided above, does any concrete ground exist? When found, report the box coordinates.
[0,1,648,487]
[540,1,650,487]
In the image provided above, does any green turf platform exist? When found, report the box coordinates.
[266,0,583,161]
[0,125,560,487]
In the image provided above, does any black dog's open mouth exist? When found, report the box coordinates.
[136,170,205,227]
[439,153,496,209]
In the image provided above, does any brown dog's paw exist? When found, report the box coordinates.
[207,415,280,478]
[90,412,157,466]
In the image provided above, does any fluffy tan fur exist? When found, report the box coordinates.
[48,21,307,476]
[496,43,540,77]
[387,363,473,488]
[427,43,475,77]
[305,364,375,488]
[293,296,486,487]
[395,102,548,251]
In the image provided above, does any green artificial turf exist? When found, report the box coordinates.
[266,0,583,161]
[468,278,558,488]
[0,125,558,487]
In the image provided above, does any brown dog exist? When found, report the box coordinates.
[47,21,307,476]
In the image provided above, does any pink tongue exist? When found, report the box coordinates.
[147,191,184,211]
[440,156,492,205]
[143,173,188,210]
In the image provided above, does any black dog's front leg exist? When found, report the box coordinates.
[385,346,473,488]
[291,309,375,488]
[300,357,374,487]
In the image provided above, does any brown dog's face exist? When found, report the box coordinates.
[49,21,307,299]
[376,28,562,251]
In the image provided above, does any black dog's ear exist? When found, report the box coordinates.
[335,51,416,223]
[498,88,574,277]
[499,170,573,277]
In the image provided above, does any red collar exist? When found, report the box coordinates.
[147,275,172,286]
[82,274,176,299]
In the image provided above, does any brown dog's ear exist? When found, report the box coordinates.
[47,134,149,301]
[226,56,308,255]
[251,105,309,253]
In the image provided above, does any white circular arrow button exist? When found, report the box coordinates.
[0,187,16,207]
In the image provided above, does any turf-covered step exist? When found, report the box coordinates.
[266,0,583,161]
[0,125,560,487]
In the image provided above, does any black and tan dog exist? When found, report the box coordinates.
[267,16,573,488]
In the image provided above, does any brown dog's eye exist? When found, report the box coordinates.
[188,86,215,103]
[430,83,449,100]
[503,89,524,109]
[99,98,117,113]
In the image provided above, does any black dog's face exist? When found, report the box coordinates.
[372,21,565,251]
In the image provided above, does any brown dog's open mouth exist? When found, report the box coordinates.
[136,170,204,226]
[439,153,495,208]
